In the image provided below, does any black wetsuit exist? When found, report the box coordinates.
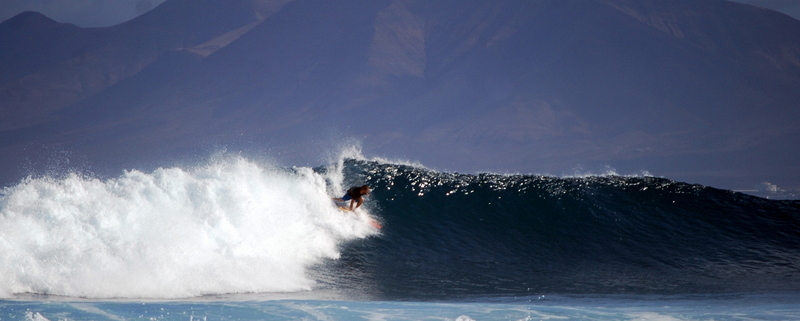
[345,187,362,201]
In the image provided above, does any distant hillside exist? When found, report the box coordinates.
[1,0,799,192]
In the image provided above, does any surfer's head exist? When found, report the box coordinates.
[360,185,370,195]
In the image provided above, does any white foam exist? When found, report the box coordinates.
[560,165,655,179]
[332,144,427,170]
[0,155,376,299]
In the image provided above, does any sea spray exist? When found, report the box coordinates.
[0,156,376,298]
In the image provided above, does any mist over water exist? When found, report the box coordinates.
[0,155,377,299]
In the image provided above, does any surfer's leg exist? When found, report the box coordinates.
[333,194,352,203]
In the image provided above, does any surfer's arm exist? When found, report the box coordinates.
[350,198,364,211]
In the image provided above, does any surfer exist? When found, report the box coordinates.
[334,185,370,211]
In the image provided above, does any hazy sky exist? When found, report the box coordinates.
[734,0,800,19]
[0,0,799,27]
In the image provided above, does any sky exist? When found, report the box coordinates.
[0,0,799,27]
[734,0,800,19]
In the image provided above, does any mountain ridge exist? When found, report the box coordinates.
[1,0,798,191]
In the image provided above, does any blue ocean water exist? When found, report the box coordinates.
[3,294,800,320]
[1,152,799,319]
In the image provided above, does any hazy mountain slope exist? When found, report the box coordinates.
[1,0,798,191]
[0,0,289,131]
[0,12,85,85]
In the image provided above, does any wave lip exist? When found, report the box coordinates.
[0,156,375,299]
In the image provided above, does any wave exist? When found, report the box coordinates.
[325,159,800,299]
[0,155,377,299]
[2,153,799,299]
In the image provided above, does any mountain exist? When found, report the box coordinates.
[1,0,799,192]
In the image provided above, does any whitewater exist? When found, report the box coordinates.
[0,155,377,299]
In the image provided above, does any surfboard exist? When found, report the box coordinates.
[337,206,382,229]
[367,218,383,229]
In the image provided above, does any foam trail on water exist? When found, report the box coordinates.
[0,155,375,299]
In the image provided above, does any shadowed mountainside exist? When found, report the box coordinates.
[1,0,799,191]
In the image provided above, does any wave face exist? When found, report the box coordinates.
[326,159,800,299]
[2,156,799,300]
[0,156,376,299]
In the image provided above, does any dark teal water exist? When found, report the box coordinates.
[319,159,800,299]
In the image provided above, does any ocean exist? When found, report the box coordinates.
[1,153,798,320]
